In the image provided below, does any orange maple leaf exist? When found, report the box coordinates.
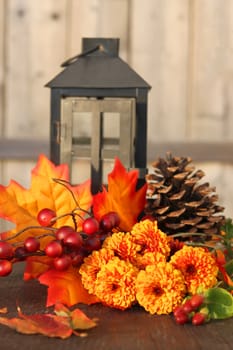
[93,158,147,232]
[0,154,93,278]
[38,267,99,307]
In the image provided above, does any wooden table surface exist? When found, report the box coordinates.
[0,264,232,350]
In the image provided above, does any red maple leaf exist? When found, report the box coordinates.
[93,158,147,232]
[38,267,99,307]
[215,249,233,290]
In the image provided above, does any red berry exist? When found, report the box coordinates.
[63,232,83,249]
[97,231,111,243]
[192,312,206,326]
[173,305,185,318]
[71,251,85,267]
[84,235,101,252]
[175,311,189,325]
[14,246,27,260]
[82,217,99,235]
[0,260,12,276]
[53,255,72,271]
[24,237,40,253]
[100,215,113,231]
[56,226,75,241]
[0,241,13,259]
[37,208,56,227]
[108,212,120,227]
[189,294,205,310]
[100,212,120,231]
[182,299,194,314]
[45,240,63,258]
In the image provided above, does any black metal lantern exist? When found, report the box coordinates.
[46,38,151,193]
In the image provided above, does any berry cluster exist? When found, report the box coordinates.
[173,294,207,326]
[0,208,120,276]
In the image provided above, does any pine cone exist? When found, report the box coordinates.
[145,153,225,235]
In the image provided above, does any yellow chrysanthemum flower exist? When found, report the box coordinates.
[79,248,114,294]
[136,262,186,314]
[130,219,171,257]
[94,257,139,310]
[170,245,219,294]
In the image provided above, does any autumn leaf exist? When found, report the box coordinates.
[0,307,7,314]
[38,266,99,307]
[23,256,54,280]
[55,303,97,330]
[0,154,93,278]
[215,249,226,266]
[93,158,147,232]
[0,305,97,339]
[214,249,233,289]
[0,154,92,242]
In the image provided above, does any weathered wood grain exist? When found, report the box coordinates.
[67,0,130,61]
[189,0,233,140]
[0,0,5,137]
[130,0,190,141]
[189,0,233,218]
[0,0,233,215]
[0,0,6,181]
[4,0,67,139]
[1,0,68,186]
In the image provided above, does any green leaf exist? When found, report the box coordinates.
[204,287,233,319]
[221,218,233,240]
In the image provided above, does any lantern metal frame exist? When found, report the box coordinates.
[46,38,151,193]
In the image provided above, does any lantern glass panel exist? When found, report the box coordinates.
[103,112,120,138]
[102,159,115,183]
[60,97,136,186]
[72,112,92,139]
[71,158,90,185]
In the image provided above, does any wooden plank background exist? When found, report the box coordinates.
[0,0,233,229]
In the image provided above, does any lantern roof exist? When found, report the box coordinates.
[46,38,151,90]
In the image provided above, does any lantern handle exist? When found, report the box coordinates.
[61,45,105,67]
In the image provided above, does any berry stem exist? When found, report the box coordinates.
[52,178,81,208]
[50,210,83,231]
[0,226,56,242]
[52,178,91,217]
[15,250,45,259]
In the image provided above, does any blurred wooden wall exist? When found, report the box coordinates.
[0,0,233,218]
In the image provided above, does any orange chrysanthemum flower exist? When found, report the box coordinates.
[94,257,139,310]
[130,219,171,257]
[134,251,166,270]
[102,232,140,263]
[79,248,114,294]
[136,262,186,315]
[170,245,219,294]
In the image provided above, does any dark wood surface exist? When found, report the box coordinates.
[0,264,232,350]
